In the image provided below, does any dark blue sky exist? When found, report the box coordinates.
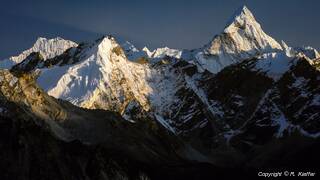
[1,0,319,59]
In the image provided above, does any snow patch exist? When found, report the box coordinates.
[255,52,292,80]
[155,114,176,134]
[185,75,224,117]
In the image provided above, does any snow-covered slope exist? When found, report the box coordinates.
[193,6,283,73]
[0,37,77,69]
[254,52,293,80]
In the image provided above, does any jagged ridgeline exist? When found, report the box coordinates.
[0,5,320,179]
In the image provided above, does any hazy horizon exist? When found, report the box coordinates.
[1,0,320,59]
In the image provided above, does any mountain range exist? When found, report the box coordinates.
[1,6,319,179]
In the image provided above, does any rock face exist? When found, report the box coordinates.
[1,5,320,179]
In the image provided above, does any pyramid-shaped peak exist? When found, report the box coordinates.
[94,35,125,59]
[203,5,283,69]
[93,35,116,44]
[98,35,119,46]
[224,5,258,33]
[231,5,255,20]
[238,5,253,17]
[89,35,119,52]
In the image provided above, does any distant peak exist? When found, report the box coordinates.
[203,5,283,69]
[9,37,77,64]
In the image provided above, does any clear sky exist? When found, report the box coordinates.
[1,0,319,59]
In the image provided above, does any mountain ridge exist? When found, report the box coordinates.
[0,6,319,179]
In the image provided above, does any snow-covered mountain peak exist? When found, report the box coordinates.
[194,6,283,74]
[214,5,282,54]
[0,36,77,69]
[147,47,182,59]
[97,36,120,55]
[10,37,77,63]
[34,35,154,113]
[224,5,255,33]
[69,35,126,64]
